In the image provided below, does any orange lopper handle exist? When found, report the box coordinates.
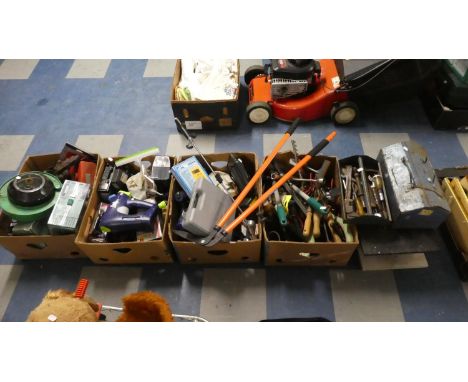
[216,118,301,229]
[223,131,337,234]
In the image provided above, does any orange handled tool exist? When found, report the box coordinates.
[202,129,337,246]
[216,118,301,229]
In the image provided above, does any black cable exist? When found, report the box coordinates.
[343,59,394,83]
[336,59,397,93]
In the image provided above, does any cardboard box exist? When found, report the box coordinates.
[75,156,174,264]
[263,153,359,266]
[169,152,262,264]
[0,154,101,260]
[171,59,240,130]
[441,172,468,257]
[420,92,468,132]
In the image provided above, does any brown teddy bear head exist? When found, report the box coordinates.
[27,289,100,322]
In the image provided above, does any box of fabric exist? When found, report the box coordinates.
[171,59,240,130]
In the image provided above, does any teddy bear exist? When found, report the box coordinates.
[27,279,173,322]
[27,289,100,322]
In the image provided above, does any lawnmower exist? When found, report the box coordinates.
[244,59,441,125]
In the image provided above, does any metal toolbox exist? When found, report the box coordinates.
[377,140,450,229]
[338,155,392,225]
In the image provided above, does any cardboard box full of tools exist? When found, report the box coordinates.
[170,59,240,130]
[262,153,359,266]
[0,153,101,259]
[75,155,175,264]
[169,152,262,264]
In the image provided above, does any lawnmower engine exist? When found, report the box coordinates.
[270,59,321,99]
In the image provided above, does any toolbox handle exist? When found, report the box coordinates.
[299,252,320,259]
[26,242,48,250]
[207,250,228,256]
[112,248,132,254]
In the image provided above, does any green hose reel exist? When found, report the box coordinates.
[0,172,62,223]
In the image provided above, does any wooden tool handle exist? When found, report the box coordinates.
[355,197,365,216]
[312,211,321,238]
[303,207,312,238]
[327,216,342,243]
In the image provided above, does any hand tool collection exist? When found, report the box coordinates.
[340,157,388,219]
[171,118,340,247]
[262,150,353,244]
[0,143,97,236]
[88,148,171,243]
[172,119,259,243]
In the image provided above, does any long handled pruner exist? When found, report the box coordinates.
[199,119,337,247]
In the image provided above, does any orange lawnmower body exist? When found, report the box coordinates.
[248,59,348,123]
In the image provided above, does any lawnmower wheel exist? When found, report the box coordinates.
[247,102,271,124]
[331,101,359,125]
[244,65,265,85]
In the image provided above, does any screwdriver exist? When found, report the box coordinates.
[291,185,328,215]
[273,184,288,226]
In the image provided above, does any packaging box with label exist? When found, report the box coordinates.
[75,155,174,264]
[171,59,240,130]
[263,153,359,266]
[169,152,262,264]
[0,154,101,259]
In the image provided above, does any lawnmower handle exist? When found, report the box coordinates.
[286,118,301,135]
